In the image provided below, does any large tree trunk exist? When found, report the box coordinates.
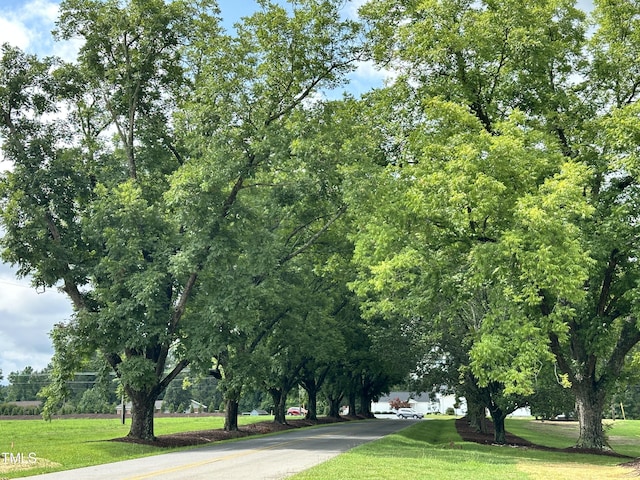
[488,406,507,445]
[301,368,328,422]
[128,390,156,440]
[484,385,508,445]
[347,389,357,417]
[327,393,342,418]
[546,292,640,451]
[466,400,488,434]
[358,390,374,418]
[224,391,240,432]
[114,356,186,441]
[305,388,318,421]
[462,373,490,434]
[270,388,287,425]
[223,400,238,431]
[574,382,608,450]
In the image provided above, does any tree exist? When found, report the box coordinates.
[188,375,223,414]
[0,0,210,440]
[161,375,192,413]
[6,367,49,402]
[248,258,343,425]
[178,82,365,429]
[528,363,575,420]
[173,0,361,431]
[292,279,345,423]
[409,286,531,441]
[0,0,361,441]
[355,0,640,450]
[77,387,115,414]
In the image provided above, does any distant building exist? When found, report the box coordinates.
[371,391,466,415]
[4,400,42,409]
[116,400,165,415]
[250,409,269,416]
[186,400,207,413]
[371,391,531,417]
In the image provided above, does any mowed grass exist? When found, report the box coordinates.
[0,415,269,478]
[2,415,640,479]
[292,417,640,480]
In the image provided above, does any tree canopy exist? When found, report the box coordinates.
[0,0,366,440]
[3,0,640,451]
[347,0,640,449]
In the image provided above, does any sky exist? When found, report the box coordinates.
[0,0,594,383]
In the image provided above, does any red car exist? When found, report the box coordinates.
[287,406,308,416]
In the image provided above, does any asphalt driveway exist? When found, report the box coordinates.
[23,419,417,480]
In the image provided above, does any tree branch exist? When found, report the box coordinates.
[548,332,575,385]
[158,358,190,393]
[45,210,86,310]
[279,204,347,264]
[598,317,640,391]
[597,249,618,317]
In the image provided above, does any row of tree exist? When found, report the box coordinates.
[0,367,49,403]
[348,0,640,449]
[2,0,640,450]
[0,366,217,415]
[5,359,640,422]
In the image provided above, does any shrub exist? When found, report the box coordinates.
[389,397,412,410]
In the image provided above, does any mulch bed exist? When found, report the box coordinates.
[110,415,354,448]
[455,416,640,474]
[454,416,535,448]
[455,416,628,456]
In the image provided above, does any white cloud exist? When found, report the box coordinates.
[0,266,72,381]
[0,17,31,49]
[339,59,395,98]
[343,0,368,19]
[0,0,58,52]
[577,0,594,12]
[22,0,59,23]
[354,59,396,84]
[0,0,80,61]
[52,36,84,62]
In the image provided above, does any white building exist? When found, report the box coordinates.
[371,391,467,416]
[371,391,531,417]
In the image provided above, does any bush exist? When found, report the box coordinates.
[389,397,412,410]
[77,388,113,414]
[0,404,41,415]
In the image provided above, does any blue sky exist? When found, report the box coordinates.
[0,0,594,383]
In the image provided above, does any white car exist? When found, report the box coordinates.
[396,408,424,419]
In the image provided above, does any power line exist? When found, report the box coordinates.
[0,278,33,289]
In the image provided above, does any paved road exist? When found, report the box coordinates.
[24,419,418,480]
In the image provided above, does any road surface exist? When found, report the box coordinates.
[23,419,418,480]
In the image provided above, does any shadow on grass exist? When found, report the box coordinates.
[388,418,634,468]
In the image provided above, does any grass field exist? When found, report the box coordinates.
[1,415,639,479]
[292,417,640,480]
[0,415,267,478]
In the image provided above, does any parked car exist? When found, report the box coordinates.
[287,406,308,416]
[396,408,424,419]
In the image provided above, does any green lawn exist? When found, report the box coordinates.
[2,415,640,479]
[292,418,640,480]
[0,415,268,478]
